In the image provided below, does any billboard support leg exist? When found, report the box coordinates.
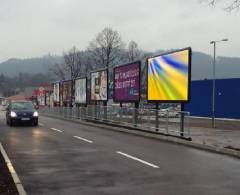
[103,101,107,121]
[77,104,80,119]
[180,103,185,137]
[94,101,97,120]
[155,103,159,131]
[120,103,122,123]
[134,102,139,127]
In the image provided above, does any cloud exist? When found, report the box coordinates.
[0,0,239,61]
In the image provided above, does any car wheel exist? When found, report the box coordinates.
[33,120,38,126]
[9,119,13,126]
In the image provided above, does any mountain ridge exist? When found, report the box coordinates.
[0,52,240,80]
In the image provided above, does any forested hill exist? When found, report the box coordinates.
[0,52,240,80]
[0,55,63,77]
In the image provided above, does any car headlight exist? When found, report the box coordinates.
[10,111,17,117]
[33,111,39,117]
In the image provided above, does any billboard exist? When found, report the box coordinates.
[53,82,60,102]
[147,48,191,102]
[113,61,140,102]
[75,77,87,104]
[62,80,72,104]
[91,69,108,101]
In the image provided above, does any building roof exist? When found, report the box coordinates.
[6,94,32,101]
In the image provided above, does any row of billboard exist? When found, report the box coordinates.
[53,47,192,104]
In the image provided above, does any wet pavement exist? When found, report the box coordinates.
[190,126,240,150]
[0,109,240,194]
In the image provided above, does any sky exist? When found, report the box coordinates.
[0,0,239,62]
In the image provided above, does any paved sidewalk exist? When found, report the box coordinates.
[190,126,240,151]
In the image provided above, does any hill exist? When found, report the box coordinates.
[0,55,63,77]
[0,52,240,80]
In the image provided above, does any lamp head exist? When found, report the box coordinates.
[221,38,228,42]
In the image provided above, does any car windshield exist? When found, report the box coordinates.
[11,102,34,111]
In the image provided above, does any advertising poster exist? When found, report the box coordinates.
[53,82,60,102]
[114,62,140,102]
[91,70,108,101]
[75,78,87,104]
[62,80,72,104]
[147,48,191,102]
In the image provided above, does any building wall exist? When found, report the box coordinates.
[185,78,240,119]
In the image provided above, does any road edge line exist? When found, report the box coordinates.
[0,142,27,195]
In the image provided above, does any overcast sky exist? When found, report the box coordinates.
[0,0,239,62]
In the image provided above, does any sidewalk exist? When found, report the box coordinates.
[190,126,240,151]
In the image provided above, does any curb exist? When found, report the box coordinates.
[0,143,27,195]
[41,114,240,159]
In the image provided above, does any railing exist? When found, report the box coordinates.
[39,105,191,139]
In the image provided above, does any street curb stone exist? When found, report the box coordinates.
[0,143,27,195]
[41,114,240,159]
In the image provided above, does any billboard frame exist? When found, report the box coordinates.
[74,76,87,105]
[113,61,141,103]
[90,68,108,102]
[53,81,60,103]
[147,47,192,103]
[61,79,73,105]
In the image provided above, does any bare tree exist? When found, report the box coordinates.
[50,63,67,80]
[88,27,124,69]
[63,46,88,105]
[206,0,240,11]
[127,41,142,62]
[64,46,84,80]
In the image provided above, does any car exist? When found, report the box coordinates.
[6,100,39,126]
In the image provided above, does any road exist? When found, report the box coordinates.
[0,111,240,194]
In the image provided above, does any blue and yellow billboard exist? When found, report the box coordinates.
[147,48,191,102]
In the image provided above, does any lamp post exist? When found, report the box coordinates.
[210,38,228,128]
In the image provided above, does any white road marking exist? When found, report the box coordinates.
[0,143,27,195]
[50,128,63,133]
[116,151,159,169]
[73,136,93,143]
[39,123,44,127]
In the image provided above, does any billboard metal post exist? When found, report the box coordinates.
[120,103,123,123]
[94,102,97,120]
[180,103,185,137]
[103,101,107,121]
[134,102,139,127]
[155,103,159,131]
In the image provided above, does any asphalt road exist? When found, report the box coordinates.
[0,111,240,195]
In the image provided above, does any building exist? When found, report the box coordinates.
[185,78,240,119]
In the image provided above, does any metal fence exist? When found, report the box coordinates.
[39,105,191,139]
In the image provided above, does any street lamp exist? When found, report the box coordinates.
[210,38,228,128]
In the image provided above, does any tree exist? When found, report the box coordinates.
[64,46,87,80]
[207,0,240,11]
[63,47,87,105]
[88,27,124,69]
[127,41,142,62]
[50,63,67,81]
